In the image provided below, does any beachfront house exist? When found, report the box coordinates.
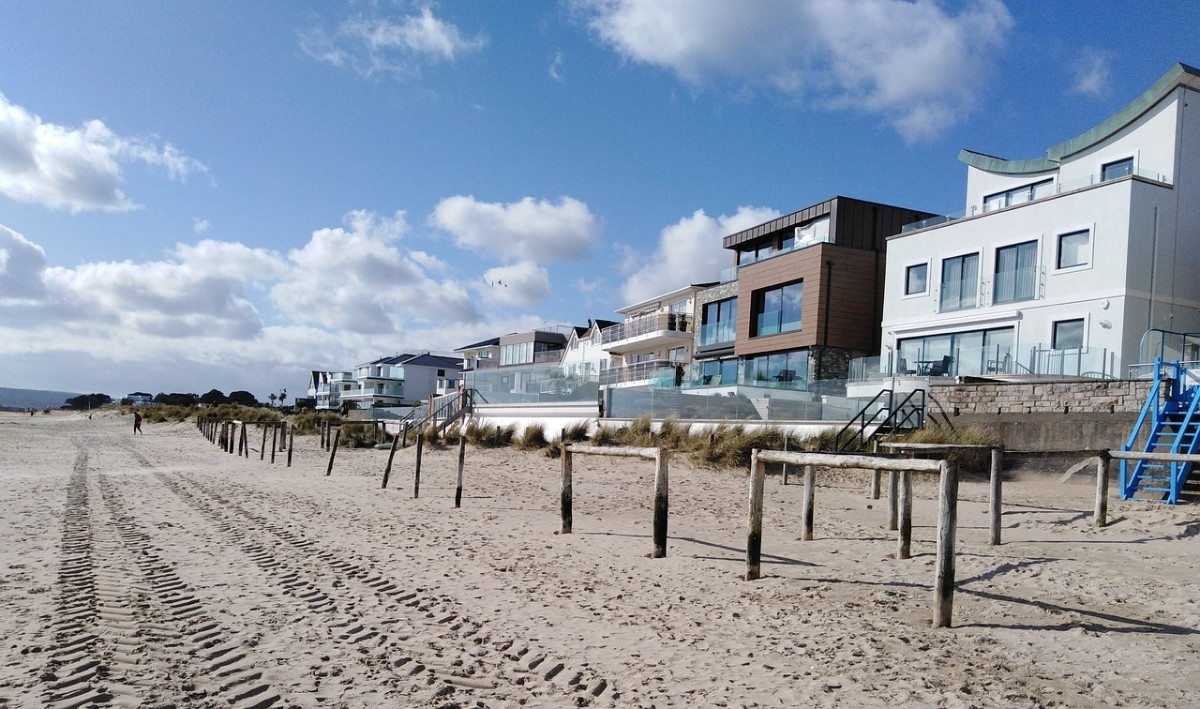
[695,196,935,389]
[881,63,1200,379]
[308,352,463,411]
[599,285,708,388]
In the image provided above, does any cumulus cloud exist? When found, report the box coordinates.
[619,205,781,303]
[271,210,479,333]
[300,5,486,78]
[1068,50,1113,97]
[193,218,211,233]
[577,0,1013,141]
[431,195,600,262]
[0,93,208,212]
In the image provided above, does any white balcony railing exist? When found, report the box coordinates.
[601,313,690,346]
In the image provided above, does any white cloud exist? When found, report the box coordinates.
[475,261,552,308]
[549,51,566,82]
[300,6,486,78]
[619,205,781,304]
[272,210,479,334]
[0,92,208,212]
[577,0,1013,141]
[193,218,211,233]
[1068,50,1113,97]
[431,195,600,262]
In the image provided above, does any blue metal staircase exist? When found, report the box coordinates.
[1120,359,1200,503]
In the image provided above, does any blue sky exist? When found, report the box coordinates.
[0,0,1195,400]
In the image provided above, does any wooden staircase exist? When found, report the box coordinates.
[1120,360,1200,503]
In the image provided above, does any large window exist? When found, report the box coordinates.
[905,263,928,295]
[751,281,803,337]
[993,240,1038,304]
[700,298,737,346]
[1057,230,1090,269]
[898,327,1013,377]
[1101,157,1133,181]
[1052,319,1085,350]
[743,349,810,387]
[500,341,533,365]
[939,253,978,312]
[697,358,738,385]
[983,179,1054,212]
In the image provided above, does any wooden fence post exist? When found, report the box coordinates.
[561,447,573,534]
[870,440,881,499]
[887,471,899,531]
[989,447,1003,545]
[325,428,340,477]
[933,461,959,628]
[455,433,466,508]
[746,450,766,581]
[286,428,294,467]
[782,435,790,485]
[413,429,424,498]
[1094,453,1109,528]
[270,424,278,464]
[897,471,913,560]
[382,427,400,488]
[261,425,268,461]
[801,464,815,541]
[652,447,668,558]
[402,421,410,449]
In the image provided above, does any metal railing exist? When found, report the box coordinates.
[601,313,690,345]
[600,359,680,387]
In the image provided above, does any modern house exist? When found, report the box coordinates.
[457,325,581,401]
[599,285,709,388]
[308,352,463,411]
[694,196,936,389]
[881,63,1200,379]
[560,319,616,382]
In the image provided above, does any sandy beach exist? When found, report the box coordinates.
[1,411,1198,707]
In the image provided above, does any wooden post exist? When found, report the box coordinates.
[561,447,573,534]
[454,433,466,508]
[933,461,959,628]
[746,451,766,581]
[325,428,340,477]
[1094,453,1109,528]
[989,447,1003,545]
[382,428,400,488]
[413,429,424,498]
[270,424,278,464]
[897,471,913,560]
[286,429,294,468]
[652,448,668,558]
[241,424,249,458]
[402,421,410,449]
[887,471,898,530]
[782,435,790,485]
[801,464,815,541]
[871,440,881,499]
[280,421,287,451]
[260,425,268,461]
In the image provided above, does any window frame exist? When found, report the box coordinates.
[992,238,1040,306]
[903,261,930,297]
[1101,156,1134,182]
[750,280,804,338]
[1051,317,1087,351]
[938,251,980,313]
[1054,226,1094,272]
[982,178,1054,213]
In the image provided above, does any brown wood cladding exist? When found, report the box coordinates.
[722,196,935,252]
[733,244,884,358]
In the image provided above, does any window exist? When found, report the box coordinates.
[1057,230,1090,269]
[1102,157,1133,181]
[743,349,809,387]
[904,263,928,295]
[939,253,978,312]
[983,179,1054,212]
[751,281,803,337]
[1052,319,1085,350]
[666,346,687,363]
[700,298,737,346]
[993,240,1038,304]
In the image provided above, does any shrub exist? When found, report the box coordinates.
[562,421,590,442]
[339,423,379,448]
[518,424,548,450]
[591,425,617,446]
[289,411,340,435]
[894,426,998,473]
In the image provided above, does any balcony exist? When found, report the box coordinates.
[601,313,692,354]
[600,359,681,388]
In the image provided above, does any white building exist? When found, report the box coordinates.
[599,284,708,387]
[308,353,462,411]
[882,62,1200,379]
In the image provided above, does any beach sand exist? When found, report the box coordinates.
[1,411,1198,707]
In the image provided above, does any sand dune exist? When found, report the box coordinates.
[1,411,1198,707]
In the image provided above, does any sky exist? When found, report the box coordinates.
[0,0,1196,400]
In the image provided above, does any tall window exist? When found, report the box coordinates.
[1101,157,1133,181]
[939,253,978,312]
[993,240,1038,304]
[1057,230,1090,269]
[905,263,928,295]
[1052,319,1085,350]
[751,281,803,337]
[983,179,1054,212]
[700,298,737,345]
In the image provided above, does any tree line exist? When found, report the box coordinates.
[63,389,289,410]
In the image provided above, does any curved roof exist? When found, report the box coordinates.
[960,62,1200,175]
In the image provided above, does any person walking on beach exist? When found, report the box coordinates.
[134,411,143,434]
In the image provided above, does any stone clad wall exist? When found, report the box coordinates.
[936,379,1154,416]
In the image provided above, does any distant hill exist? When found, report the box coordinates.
[0,387,83,411]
